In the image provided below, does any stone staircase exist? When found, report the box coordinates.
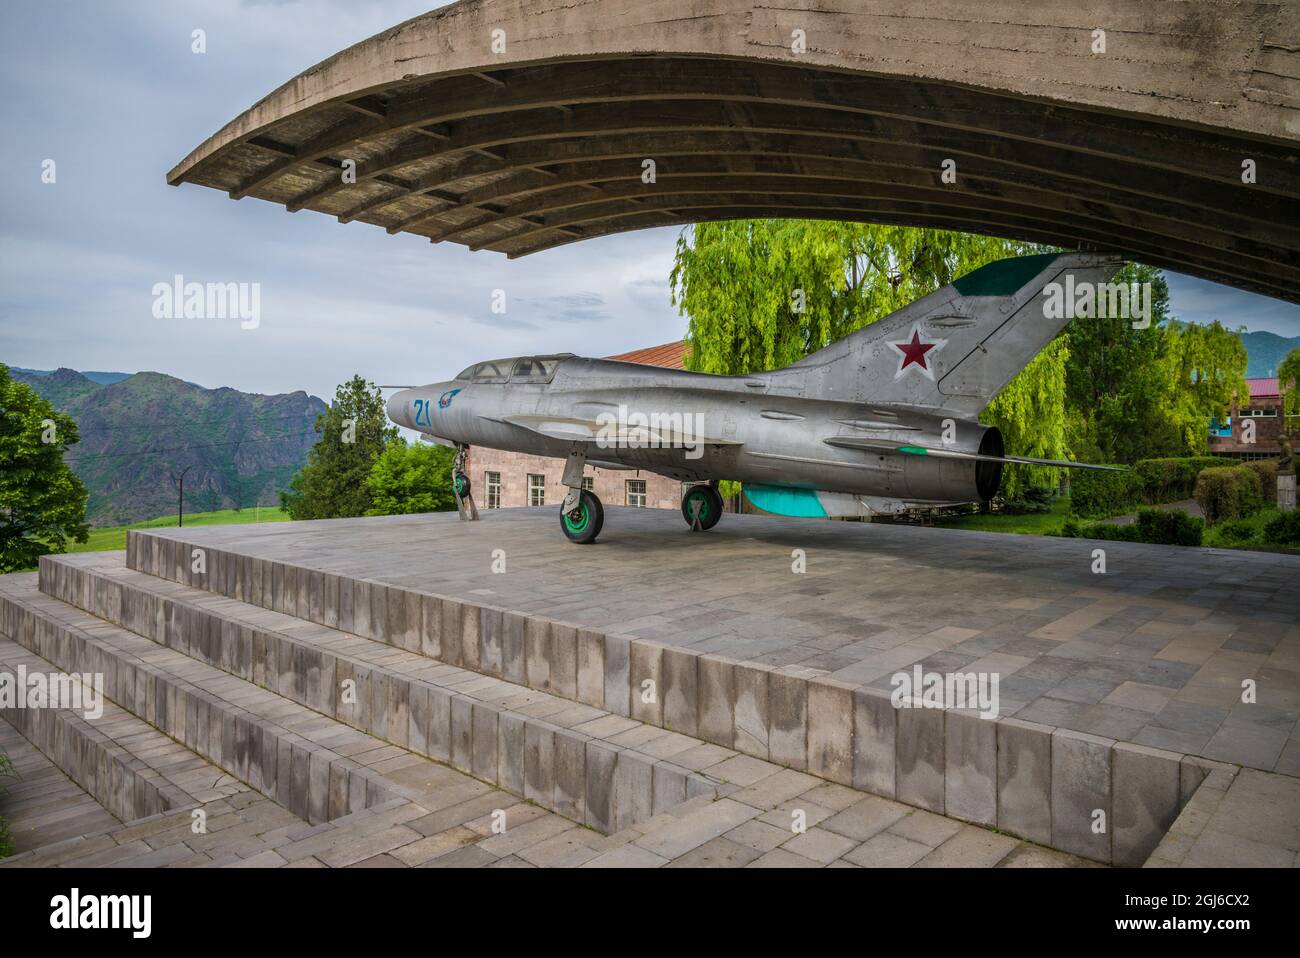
[0,534,1251,867]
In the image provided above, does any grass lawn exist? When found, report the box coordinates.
[69,507,289,554]
[932,496,1073,535]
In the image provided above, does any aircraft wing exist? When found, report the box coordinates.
[823,436,1126,471]
[491,415,743,447]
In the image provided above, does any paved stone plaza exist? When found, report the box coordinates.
[4,508,1297,867]
[145,508,1300,776]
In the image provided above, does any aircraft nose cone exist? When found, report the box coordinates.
[387,388,415,428]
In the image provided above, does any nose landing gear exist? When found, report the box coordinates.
[452,445,479,521]
[560,488,604,544]
[557,443,603,543]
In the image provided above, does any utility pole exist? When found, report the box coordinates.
[169,466,193,527]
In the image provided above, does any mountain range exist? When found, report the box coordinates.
[11,367,327,527]
[1239,331,1300,378]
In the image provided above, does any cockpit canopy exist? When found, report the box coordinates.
[455,354,573,384]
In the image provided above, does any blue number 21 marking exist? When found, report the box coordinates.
[413,398,431,426]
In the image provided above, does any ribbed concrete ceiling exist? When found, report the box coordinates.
[169,0,1300,302]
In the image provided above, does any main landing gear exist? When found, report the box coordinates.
[559,443,603,544]
[682,483,723,531]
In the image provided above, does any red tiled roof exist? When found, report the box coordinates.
[1248,377,1279,399]
[605,341,689,369]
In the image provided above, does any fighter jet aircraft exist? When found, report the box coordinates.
[388,251,1125,543]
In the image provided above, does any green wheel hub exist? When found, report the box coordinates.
[564,506,590,534]
[687,490,711,520]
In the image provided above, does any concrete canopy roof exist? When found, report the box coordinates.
[169,0,1300,302]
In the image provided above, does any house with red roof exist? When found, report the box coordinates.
[1208,377,1295,458]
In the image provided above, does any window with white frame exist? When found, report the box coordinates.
[582,476,594,492]
[626,479,647,507]
[485,471,501,509]
[528,474,546,507]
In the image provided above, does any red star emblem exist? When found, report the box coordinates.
[894,330,934,370]
[890,325,946,380]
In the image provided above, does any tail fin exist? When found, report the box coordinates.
[780,252,1124,415]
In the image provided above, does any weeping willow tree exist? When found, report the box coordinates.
[670,220,1065,498]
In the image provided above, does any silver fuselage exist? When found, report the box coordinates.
[387,358,1000,506]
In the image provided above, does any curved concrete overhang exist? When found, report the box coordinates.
[169,0,1300,301]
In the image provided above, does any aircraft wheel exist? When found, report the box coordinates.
[560,489,603,544]
[453,471,471,498]
[681,484,723,531]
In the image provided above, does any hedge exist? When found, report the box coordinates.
[1262,510,1300,546]
[1070,468,1142,518]
[1245,459,1280,500]
[1071,455,1233,519]
[1194,465,1264,524]
[1133,457,1230,503]
[1056,507,1203,546]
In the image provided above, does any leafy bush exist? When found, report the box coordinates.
[1195,466,1264,525]
[1262,510,1300,547]
[1134,508,1204,547]
[1056,508,1203,546]
[1056,519,1141,542]
[1070,456,1234,519]
[1245,460,1280,502]
[1000,486,1055,515]
[1214,518,1259,543]
[1070,468,1142,518]
[364,439,456,516]
[1133,457,1228,504]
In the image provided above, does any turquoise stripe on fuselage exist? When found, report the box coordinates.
[743,484,828,518]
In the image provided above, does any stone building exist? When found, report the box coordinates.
[467,342,689,511]
[1208,377,1296,459]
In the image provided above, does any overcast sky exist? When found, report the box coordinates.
[2,0,1297,402]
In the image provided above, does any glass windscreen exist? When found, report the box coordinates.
[471,360,510,383]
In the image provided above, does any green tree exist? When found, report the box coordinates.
[1161,320,1249,455]
[365,439,457,515]
[982,339,1071,498]
[280,375,396,519]
[0,364,89,572]
[670,221,1063,496]
[1277,348,1300,423]
[1062,264,1189,463]
[671,221,1043,375]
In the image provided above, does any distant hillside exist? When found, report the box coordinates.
[11,367,327,527]
[14,367,133,386]
[1240,331,1300,378]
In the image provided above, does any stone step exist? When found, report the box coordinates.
[0,574,544,828]
[0,634,246,825]
[0,680,1095,869]
[0,715,122,856]
[1144,764,1300,867]
[39,553,725,833]
[116,530,1224,866]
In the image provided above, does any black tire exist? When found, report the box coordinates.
[560,489,603,544]
[453,471,471,498]
[681,484,723,531]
